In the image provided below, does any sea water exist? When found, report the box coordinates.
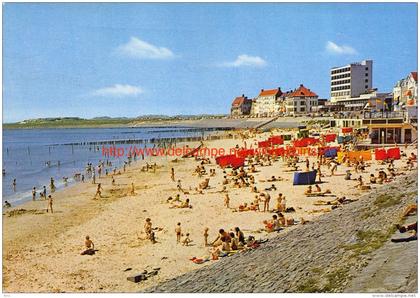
[2,127,210,206]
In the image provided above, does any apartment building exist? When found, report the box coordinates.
[330,60,373,102]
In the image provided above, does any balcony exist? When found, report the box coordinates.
[363,111,406,119]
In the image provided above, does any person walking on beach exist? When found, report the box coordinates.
[177,180,183,192]
[171,168,175,182]
[94,183,102,199]
[175,222,182,243]
[12,179,16,192]
[32,187,36,201]
[46,195,53,213]
[92,172,96,184]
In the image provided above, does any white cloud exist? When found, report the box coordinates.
[91,84,144,97]
[116,37,175,60]
[326,41,357,55]
[220,54,267,68]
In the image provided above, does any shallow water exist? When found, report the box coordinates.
[2,127,209,205]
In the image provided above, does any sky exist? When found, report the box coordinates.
[3,3,418,122]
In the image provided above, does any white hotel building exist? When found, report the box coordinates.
[330,60,373,103]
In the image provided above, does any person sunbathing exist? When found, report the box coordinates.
[369,174,377,184]
[238,203,249,212]
[265,184,277,191]
[229,232,239,250]
[314,184,322,192]
[392,222,417,242]
[170,199,191,209]
[304,186,313,195]
[402,204,417,218]
[198,178,210,190]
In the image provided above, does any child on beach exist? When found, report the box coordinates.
[46,195,53,213]
[175,222,182,243]
[94,183,102,199]
[182,233,192,246]
[81,236,95,255]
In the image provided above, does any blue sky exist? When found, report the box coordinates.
[3,3,418,122]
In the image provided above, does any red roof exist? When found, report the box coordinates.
[259,88,282,97]
[287,84,318,97]
[232,96,249,107]
[411,72,418,82]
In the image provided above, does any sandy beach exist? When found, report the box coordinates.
[2,129,417,293]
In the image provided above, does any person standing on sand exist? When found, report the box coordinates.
[42,186,47,199]
[171,168,175,182]
[12,179,16,192]
[224,194,230,208]
[260,192,270,212]
[46,195,53,213]
[144,218,156,243]
[203,227,209,246]
[50,177,56,193]
[32,187,36,201]
[175,222,182,243]
[130,182,136,195]
[92,172,96,184]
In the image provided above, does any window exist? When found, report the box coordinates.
[300,107,305,112]
[300,101,305,105]
[365,79,368,83]
[365,73,368,77]
[365,67,368,71]
[365,85,368,89]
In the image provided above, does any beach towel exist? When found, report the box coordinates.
[293,170,317,185]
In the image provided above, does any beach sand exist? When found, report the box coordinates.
[2,130,416,293]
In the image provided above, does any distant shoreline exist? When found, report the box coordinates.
[3,116,328,130]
